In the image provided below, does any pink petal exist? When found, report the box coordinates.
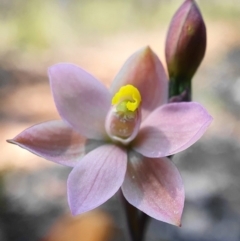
[49,63,111,140]
[7,120,102,167]
[121,152,184,226]
[110,47,168,119]
[133,102,213,158]
[67,144,127,215]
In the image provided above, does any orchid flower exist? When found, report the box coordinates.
[8,46,212,226]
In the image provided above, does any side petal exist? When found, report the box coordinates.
[7,120,103,167]
[110,47,168,119]
[132,102,213,158]
[49,63,111,140]
[121,152,184,226]
[67,144,127,215]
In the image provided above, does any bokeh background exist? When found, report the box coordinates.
[1,0,240,240]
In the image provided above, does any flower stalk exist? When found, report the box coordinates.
[169,77,192,101]
[121,191,149,241]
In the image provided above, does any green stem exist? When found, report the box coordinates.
[169,76,192,100]
[121,191,149,241]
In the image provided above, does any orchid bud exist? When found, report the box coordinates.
[165,0,206,97]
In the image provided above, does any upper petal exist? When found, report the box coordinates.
[132,102,213,157]
[7,120,103,167]
[121,152,184,226]
[49,63,111,140]
[67,144,127,215]
[110,47,168,119]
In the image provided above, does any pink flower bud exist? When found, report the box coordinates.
[165,0,206,81]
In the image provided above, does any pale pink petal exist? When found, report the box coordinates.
[49,63,111,140]
[121,152,184,226]
[110,47,168,119]
[7,120,103,167]
[133,102,212,158]
[67,144,127,215]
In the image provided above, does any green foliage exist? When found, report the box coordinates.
[0,0,239,53]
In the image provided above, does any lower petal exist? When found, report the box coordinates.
[67,144,127,215]
[7,120,102,167]
[121,152,184,226]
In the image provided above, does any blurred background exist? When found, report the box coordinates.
[1,0,240,240]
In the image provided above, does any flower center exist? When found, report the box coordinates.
[105,85,142,145]
[112,85,141,112]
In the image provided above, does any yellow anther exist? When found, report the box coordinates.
[112,85,141,112]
